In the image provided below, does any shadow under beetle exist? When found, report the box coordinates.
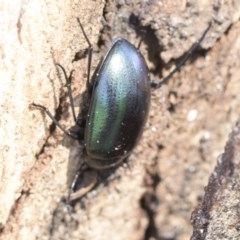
[32,18,211,202]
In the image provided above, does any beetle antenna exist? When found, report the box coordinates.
[151,22,212,88]
[77,18,93,92]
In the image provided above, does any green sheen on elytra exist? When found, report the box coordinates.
[85,38,150,169]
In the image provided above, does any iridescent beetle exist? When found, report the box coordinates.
[32,18,211,202]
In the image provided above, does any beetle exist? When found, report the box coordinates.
[32,18,211,201]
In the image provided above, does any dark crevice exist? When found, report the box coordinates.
[223,22,233,35]
[1,189,31,233]
[167,91,178,113]
[140,192,159,240]
[157,143,165,150]
[142,25,165,76]
[72,48,89,63]
[97,0,111,48]
[35,140,49,157]
[141,159,162,240]
[141,190,177,240]
[128,14,164,76]
[128,14,211,85]
[167,103,176,113]
[128,13,140,29]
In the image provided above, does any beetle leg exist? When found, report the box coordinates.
[77,18,93,94]
[67,164,97,204]
[31,103,79,139]
[151,22,212,88]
